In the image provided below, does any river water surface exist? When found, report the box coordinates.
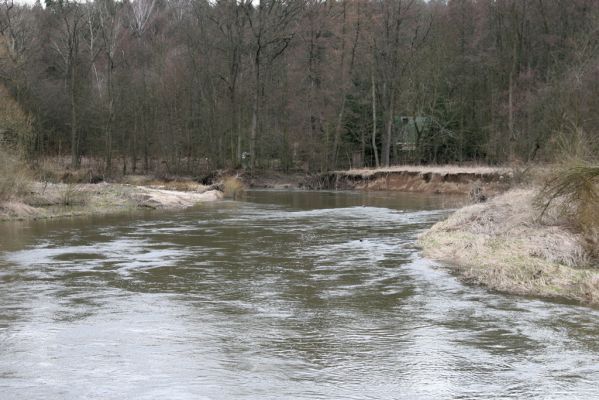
[1,190,599,399]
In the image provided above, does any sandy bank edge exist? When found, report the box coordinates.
[337,165,511,176]
[418,189,599,306]
[304,165,513,194]
[0,182,223,222]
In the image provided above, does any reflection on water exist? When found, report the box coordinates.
[1,190,598,399]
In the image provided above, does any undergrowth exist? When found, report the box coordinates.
[222,176,245,199]
[0,148,31,202]
[536,128,599,258]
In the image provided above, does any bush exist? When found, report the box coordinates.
[536,161,599,257]
[0,148,31,202]
[222,176,245,199]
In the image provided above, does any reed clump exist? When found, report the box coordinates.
[222,176,245,199]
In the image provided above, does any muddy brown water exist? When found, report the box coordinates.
[1,190,598,399]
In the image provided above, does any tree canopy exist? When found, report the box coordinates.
[1,0,598,174]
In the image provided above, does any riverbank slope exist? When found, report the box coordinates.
[419,188,599,305]
[302,165,512,195]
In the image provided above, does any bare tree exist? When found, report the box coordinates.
[331,0,361,169]
[129,0,156,36]
[209,0,250,166]
[46,0,88,168]
[96,0,123,174]
[244,0,303,169]
[0,0,31,82]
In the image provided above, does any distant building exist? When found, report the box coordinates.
[394,116,432,152]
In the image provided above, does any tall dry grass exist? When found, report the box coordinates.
[222,176,245,199]
[58,183,88,206]
[0,148,31,202]
[536,127,599,257]
[420,188,599,304]
[536,162,599,257]
[35,156,105,184]
[0,84,35,158]
[427,189,590,268]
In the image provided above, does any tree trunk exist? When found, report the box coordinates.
[237,102,242,166]
[331,1,347,170]
[332,98,346,169]
[70,62,79,169]
[371,71,380,168]
[131,115,138,173]
[230,89,238,166]
[382,91,395,167]
[508,70,515,161]
[250,64,259,170]
[104,63,114,176]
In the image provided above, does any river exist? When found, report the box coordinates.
[1,190,598,399]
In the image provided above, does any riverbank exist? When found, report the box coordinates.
[0,181,222,222]
[301,165,512,195]
[419,188,599,305]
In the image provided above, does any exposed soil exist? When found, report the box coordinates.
[302,165,512,195]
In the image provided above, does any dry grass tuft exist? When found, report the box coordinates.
[222,176,245,199]
[57,184,89,206]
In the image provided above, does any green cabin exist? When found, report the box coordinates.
[394,116,432,152]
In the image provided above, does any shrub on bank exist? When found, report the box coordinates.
[536,162,599,257]
[223,176,245,199]
[0,148,31,202]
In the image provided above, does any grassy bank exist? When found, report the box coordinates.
[419,188,599,305]
[0,149,242,222]
[0,181,223,222]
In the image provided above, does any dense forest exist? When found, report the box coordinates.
[1,0,598,175]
